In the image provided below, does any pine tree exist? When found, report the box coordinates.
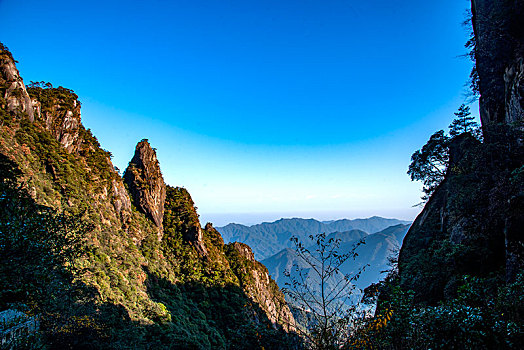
[449,104,480,138]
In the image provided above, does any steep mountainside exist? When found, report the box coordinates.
[0,43,297,349]
[218,217,410,260]
[264,224,409,291]
[398,0,524,304]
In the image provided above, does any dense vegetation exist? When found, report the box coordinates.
[350,265,524,348]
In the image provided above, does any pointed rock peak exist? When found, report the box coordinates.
[129,139,160,172]
[124,139,166,235]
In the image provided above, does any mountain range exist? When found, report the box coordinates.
[262,224,410,293]
[217,216,410,260]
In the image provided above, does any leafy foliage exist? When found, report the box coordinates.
[0,155,89,307]
[27,81,80,109]
[0,155,114,347]
[350,271,524,349]
[408,130,450,200]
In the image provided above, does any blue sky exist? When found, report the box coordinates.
[1,0,476,226]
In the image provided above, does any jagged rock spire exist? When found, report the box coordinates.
[124,140,166,235]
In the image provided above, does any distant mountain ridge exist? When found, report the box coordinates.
[262,224,411,293]
[217,216,410,260]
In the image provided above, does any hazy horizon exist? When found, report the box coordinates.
[201,210,415,227]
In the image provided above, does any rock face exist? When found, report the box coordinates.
[471,0,524,129]
[226,241,295,331]
[182,221,207,256]
[1,43,131,225]
[112,179,132,221]
[470,0,524,282]
[43,99,82,153]
[399,0,524,304]
[1,44,83,154]
[398,134,506,304]
[231,242,255,262]
[124,140,166,234]
[0,44,34,122]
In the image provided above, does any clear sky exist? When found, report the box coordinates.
[1,0,476,226]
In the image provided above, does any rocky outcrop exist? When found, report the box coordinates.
[398,134,508,303]
[0,43,299,346]
[164,186,207,256]
[0,44,83,154]
[231,242,255,262]
[505,57,524,123]
[471,0,524,129]
[0,44,34,121]
[183,222,207,256]
[112,179,132,221]
[471,0,524,282]
[226,242,295,331]
[124,140,166,235]
[42,97,82,153]
[204,222,224,246]
[399,0,524,304]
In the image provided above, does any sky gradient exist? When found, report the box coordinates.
[1,0,476,226]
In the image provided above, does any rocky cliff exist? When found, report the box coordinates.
[0,44,34,122]
[0,43,297,348]
[398,0,524,304]
[225,242,295,330]
[124,140,166,236]
[471,0,524,128]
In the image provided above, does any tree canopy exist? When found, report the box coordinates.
[408,104,482,201]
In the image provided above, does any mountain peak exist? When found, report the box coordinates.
[124,139,166,235]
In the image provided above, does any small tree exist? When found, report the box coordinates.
[282,232,365,350]
[449,104,481,139]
